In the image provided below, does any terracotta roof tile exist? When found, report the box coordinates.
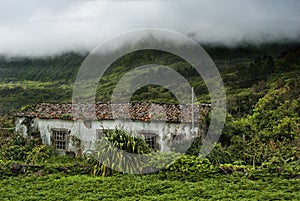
[15,102,210,123]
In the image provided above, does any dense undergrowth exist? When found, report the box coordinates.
[0,127,299,200]
[1,173,300,201]
[0,125,299,179]
[0,42,299,113]
[1,43,300,200]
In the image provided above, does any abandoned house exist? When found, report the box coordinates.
[15,102,210,155]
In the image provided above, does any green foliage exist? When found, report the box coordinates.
[144,152,182,171]
[0,173,300,200]
[218,163,251,175]
[206,143,232,165]
[104,129,151,154]
[0,52,85,83]
[0,43,299,114]
[143,152,217,177]
[247,139,299,173]
[166,154,216,174]
[247,75,300,142]
[39,156,88,176]
[1,43,300,187]
[0,132,28,161]
[87,129,151,176]
[0,159,11,176]
[25,145,51,165]
[0,118,51,164]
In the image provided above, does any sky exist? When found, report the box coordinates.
[0,0,299,56]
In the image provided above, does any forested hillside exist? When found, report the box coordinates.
[0,42,299,115]
[1,42,300,198]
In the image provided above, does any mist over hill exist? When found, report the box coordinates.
[0,41,299,82]
[0,41,299,115]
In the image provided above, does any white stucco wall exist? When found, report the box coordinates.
[15,117,28,137]
[15,117,198,153]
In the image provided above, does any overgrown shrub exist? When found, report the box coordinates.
[0,159,12,177]
[206,143,232,165]
[143,152,182,172]
[0,131,51,162]
[87,129,151,176]
[25,145,51,164]
[165,154,217,176]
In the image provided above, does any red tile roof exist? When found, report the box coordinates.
[15,102,210,123]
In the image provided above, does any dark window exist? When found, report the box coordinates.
[52,129,68,150]
[142,133,157,149]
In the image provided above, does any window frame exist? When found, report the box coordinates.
[51,128,69,151]
[141,131,158,150]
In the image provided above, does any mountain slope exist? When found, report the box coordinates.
[0,42,299,114]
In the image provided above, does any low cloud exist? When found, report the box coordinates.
[0,0,299,56]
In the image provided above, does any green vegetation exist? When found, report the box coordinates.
[0,125,299,200]
[88,129,151,176]
[1,173,299,201]
[1,42,300,200]
[0,42,299,113]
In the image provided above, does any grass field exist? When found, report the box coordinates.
[1,173,299,201]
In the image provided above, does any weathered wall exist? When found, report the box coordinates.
[15,117,200,153]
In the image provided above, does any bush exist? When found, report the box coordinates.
[0,159,12,177]
[25,145,51,164]
[87,129,151,176]
[0,130,51,162]
[165,154,217,176]
[206,143,232,165]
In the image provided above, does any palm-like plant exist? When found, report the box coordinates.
[87,129,151,176]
